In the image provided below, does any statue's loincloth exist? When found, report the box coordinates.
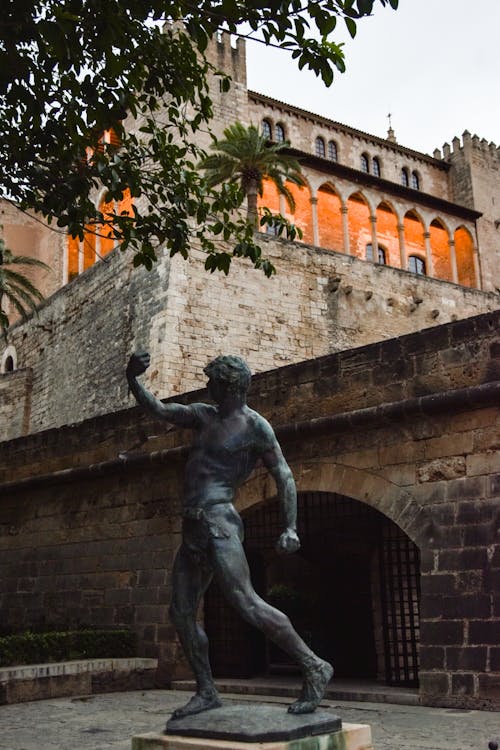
[181,503,244,555]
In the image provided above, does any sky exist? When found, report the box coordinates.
[245,0,499,156]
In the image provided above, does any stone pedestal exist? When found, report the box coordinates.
[131,703,373,750]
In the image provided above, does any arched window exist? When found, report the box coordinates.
[411,171,420,190]
[408,255,426,275]
[262,120,272,140]
[401,168,409,187]
[315,136,326,158]
[328,140,338,161]
[1,346,17,373]
[360,154,369,173]
[275,123,285,143]
[372,157,381,177]
[366,243,386,264]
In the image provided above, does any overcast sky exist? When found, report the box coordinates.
[245,0,499,156]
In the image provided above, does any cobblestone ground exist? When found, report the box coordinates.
[0,690,498,750]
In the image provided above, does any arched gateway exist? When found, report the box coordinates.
[205,491,420,688]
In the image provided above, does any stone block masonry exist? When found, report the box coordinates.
[0,311,498,710]
[0,234,497,442]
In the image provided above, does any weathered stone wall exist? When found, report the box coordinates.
[1,236,497,441]
[0,312,498,708]
[445,133,500,293]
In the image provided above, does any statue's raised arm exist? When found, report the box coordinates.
[126,352,200,429]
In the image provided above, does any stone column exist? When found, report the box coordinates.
[310,196,319,247]
[424,231,434,276]
[370,214,378,261]
[78,239,84,275]
[448,239,458,283]
[472,246,481,290]
[341,204,350,255]
[398,223,407,270]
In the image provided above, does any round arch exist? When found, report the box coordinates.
[429,217,452,281]
[454,225,477,288]
[236,459,434,549]
[316,181,343,253]
[347,191,372,260]
[403,209,426,271]
[375,201,399,267]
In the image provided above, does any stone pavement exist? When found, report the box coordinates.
[0,689,498,750]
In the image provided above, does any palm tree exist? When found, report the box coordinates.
[0,238,50,333]
[200,122,306,228]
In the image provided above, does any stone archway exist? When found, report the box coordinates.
[205,460,429,687]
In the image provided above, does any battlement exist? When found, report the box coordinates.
[206,29,247,85]
[434,131,499,162]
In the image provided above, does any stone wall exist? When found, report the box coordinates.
[248,91,451,200]
[1,236,497,441]
[0,311,498,709]
[445,133,500,293]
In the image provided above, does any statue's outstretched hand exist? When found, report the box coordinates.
[127,352,150,377]
[276,528,300,554]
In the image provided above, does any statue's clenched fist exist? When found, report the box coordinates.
[127,352,150,377]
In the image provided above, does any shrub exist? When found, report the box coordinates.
[0,629,137,667]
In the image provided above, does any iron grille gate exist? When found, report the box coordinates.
[204,492,420,686]
[379,524,420,685]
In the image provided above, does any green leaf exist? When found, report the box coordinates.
[345,17,357,38]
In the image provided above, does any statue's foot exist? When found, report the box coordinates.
[287,659,333,715]
[170,691,222,720]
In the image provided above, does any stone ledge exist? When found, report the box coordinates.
[0,657,158,705]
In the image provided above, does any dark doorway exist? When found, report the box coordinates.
[204,492,420,686]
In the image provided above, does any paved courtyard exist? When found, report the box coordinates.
[0,689,498,750]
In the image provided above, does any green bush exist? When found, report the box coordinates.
[0,629,137,667]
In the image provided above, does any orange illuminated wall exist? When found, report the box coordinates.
[98,196,115,258]
[259,179,281,216]
[455,226,476,287]
[430,219,452,282]
[375,202,399,267]
[347,193,371,260]
[258,179,312,243]
[403,211,426,269]
[66,189,132,281]
[317,184,343,252]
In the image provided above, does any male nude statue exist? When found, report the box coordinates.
[126,352,333,719]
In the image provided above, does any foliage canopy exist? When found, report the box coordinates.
[0,0,398,276]
[200,122,306,229]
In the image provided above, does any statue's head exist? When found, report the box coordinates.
[204,355,251,401]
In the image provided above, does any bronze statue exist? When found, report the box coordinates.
[126,353,333,719]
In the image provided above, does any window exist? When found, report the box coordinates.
[366,243,386,264]
[361,154,369,173]
[372,157,381,177]
[401,168,409,187]
[1,345,17,373]
[408,255,426,275]
[262,120,272,139]
[315,136,326,158]
[328,140,338,161]
[275,123,285,143]
[411,171,420,190]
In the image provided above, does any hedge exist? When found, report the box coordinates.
[0,629,137,667]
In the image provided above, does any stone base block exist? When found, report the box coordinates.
[132,723,373,750]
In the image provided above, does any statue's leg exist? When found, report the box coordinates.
[169,542,221,719]
[210,532,333,714]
